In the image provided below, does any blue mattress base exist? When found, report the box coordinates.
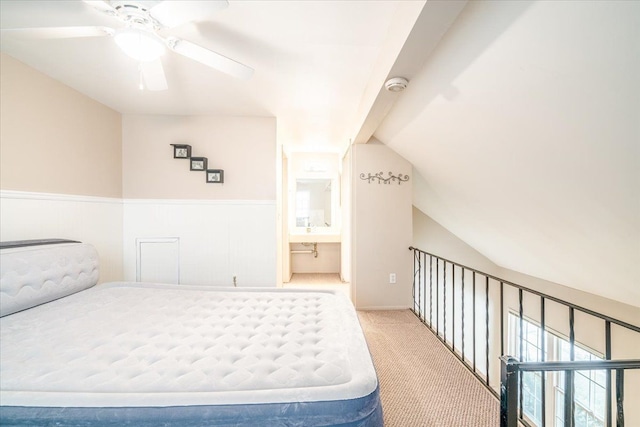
[0,387,383,427]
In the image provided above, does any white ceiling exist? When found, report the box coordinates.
[377,0,640,307]
[0,0,417,151]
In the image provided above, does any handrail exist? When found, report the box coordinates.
[500,356,640,427]
[409,246,640,333]
[409,246,640,427]
[502,358,640,372]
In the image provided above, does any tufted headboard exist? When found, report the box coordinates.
[0,240,99,317]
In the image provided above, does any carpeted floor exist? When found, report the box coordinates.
[358,310,499,427]
[283,274,351,298]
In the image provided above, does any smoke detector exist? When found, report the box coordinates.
[384,77,409,92]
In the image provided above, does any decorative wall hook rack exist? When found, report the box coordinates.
[360,171,410,185]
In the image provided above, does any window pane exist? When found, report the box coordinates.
[526,343,538,362]
[553,336,606,427]
[527,323,539,345]
[593,384,605,417]
[557,390,565,418]
[575,346,591,361]
[559,340,571,361]
[575,405,587,427]
[575,372,591,407]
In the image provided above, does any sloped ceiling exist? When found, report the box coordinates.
[0,0,420,151]
[376,1,640,307]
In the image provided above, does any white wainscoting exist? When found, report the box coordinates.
[0,191,124,283]
[123,199,277,287]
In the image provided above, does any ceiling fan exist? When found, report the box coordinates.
[2,0,254,91]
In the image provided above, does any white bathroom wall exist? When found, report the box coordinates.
[285,151,342,276]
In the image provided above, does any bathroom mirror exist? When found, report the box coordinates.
[295,178,332,228]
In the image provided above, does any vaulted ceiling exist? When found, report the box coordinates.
[376,0,640,307]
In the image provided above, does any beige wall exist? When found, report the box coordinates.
[412,203,500,275]
[0,53,122,197]
[0,54,123,280]
[122,115,276,200]
[413,206,640,335]
[352,141,413,309]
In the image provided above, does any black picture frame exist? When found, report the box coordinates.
[170,144,191,159]
[190,157,208,171]
[206,169,224,183]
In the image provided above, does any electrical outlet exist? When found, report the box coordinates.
[389,273,396,284]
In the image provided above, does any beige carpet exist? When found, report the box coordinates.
[358,310,499,427]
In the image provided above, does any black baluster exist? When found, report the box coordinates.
[541,297,546,427]
[444,261,447,344]
[436,258,439,336]
[565,307,575,427]
[423,252,427,323]
[606,321,612,427]
[453,265,456,351]
[486,276,490,387]
[462,268,465,363]
[473,271,476,374]
[616,369,624,427]
[429,255,433,328]
[519,289,524,420]
[500,282,504,356]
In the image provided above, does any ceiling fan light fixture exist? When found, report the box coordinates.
[114,28,164,62]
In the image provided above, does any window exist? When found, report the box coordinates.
[508,313,606,427]
[554,340,606,427]
[509,314,546,426]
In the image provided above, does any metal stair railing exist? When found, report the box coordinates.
[409,246,640,427]
[500,357,640,427]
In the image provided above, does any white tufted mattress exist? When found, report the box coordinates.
[0,282,382,426]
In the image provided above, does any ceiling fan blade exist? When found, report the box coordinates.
[1,26,114,40]
[150,1,228,28]
[82,0,117,16]
[167,38,253,80]
[140,59,168,91]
